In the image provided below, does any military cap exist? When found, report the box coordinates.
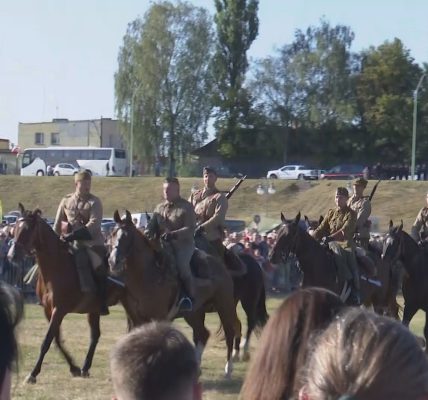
[336,187,349,197]
[74,170,92,182]
[203,166,217,175]
[353,177,368,187]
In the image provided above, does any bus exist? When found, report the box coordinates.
[20,147,127,176]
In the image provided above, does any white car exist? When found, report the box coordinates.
[266,165,319,180]
[53,163,80,176]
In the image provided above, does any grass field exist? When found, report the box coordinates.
[10,297,426,400]
[1,176,428,232]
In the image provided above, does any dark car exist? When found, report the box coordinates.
[320,164,364,180]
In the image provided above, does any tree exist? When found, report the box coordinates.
[212,0,259,156]
[355,38,425,161]
[250,20,357,164]
[115,1,214,176]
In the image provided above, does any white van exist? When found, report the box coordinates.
[131,212,153,229]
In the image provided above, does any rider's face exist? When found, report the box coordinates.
[353,184,364,197]
[163,182,180,202]
[75,179,91,196]
[203,172,217,188]
[335,194,348,208]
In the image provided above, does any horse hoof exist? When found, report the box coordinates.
[70,367,82,377]
[24,374,36,384]
[81,370,90,378]
[241,352,250,362]
[232,353,240,363]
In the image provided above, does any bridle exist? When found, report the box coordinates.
[275,223,299,264]
[383,230,403,265]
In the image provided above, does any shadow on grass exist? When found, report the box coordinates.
[203,377,243,395]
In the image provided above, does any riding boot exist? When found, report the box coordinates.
[178,275,194,312]
[97,277,109,316]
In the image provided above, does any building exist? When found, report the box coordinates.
[18,118,126,150]
[0,139,20,174]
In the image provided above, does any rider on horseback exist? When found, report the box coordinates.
[348,177,371,250]
[310,187,360,305]
[145,177,196,311]
[189,166,228,258]
[411,191,428,247]
[53,170,109,315]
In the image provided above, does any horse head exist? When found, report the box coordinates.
[382,220,404,263]
[108,210,135,276]
[9,203,43,262]
[269,212,302,264]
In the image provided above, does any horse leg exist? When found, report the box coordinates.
[42,306,81,377]
[214,295,238,379]
[232,300,242,362]
[402,303,417,327]
[240,297,257,362]
[81,313,101,377]
[184,310,210,368]
[25,307,65,384]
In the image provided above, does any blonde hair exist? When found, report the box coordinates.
[304,308,428,400]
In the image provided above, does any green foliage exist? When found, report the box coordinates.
[213,0,259,156]
[114,1,214,176]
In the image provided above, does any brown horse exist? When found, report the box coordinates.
[270,212,395,311]
[9,204,123,383]
[108,210,238,377]
[382,221,428,348]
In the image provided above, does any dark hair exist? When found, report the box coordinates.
[110,322,198,400]
[0,282,24,387]
[303,308,428,400]
[164,177,179,185]
[240,288,344,400]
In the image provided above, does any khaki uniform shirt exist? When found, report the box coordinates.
[53,192,104,246]
[151,197,196,246]
[312,206,357,249]
[411,207,428,241]
[189,187,228,241]
[348,195,371,239]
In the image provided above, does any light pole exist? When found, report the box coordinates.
[129,83,142,177]
[411,73,426,180]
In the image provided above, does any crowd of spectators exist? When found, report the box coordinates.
[369,162,428,180]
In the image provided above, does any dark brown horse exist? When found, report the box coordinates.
[270,212,394,311]
[382,221,428,349]
[108,210,238,377]
[9,204,123,383]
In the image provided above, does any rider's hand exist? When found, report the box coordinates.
[161,232,177,242]
[321,236,332,246]
[61,232,75,242]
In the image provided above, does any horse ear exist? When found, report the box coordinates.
[295,212,301,224]
[19,203,25,216]
[113,210,121,223]
[389,220,393,230]
[280,212,286,223]
[398,220,403,232]
[318,215,324,225]
[33,208,42,217]
[125,210,132,223]
[304,215,309,222]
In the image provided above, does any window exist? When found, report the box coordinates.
[51,132,60,145]
[35,132,44,145]
[115,149,126,159]
[94,149,109,160]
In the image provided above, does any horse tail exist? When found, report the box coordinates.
[254,284,269,333]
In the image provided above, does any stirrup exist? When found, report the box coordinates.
[177,296,193,312]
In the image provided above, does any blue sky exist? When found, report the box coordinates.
[1,0,427,144]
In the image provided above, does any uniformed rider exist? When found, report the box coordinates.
[348,177,371,249]
[310,187,360,305]
[145,177,196,310]
[189,166,228,258]
[53,170,109,315]
[411,191,428,244]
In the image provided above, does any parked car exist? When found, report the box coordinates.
[266,165,319,180]
[130,212,153,229]
[320,164,364,180]
[2,214,18,225]
[53,163,80,176]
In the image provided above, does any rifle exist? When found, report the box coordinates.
[225,175,247,200]
[368,179,381,202]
